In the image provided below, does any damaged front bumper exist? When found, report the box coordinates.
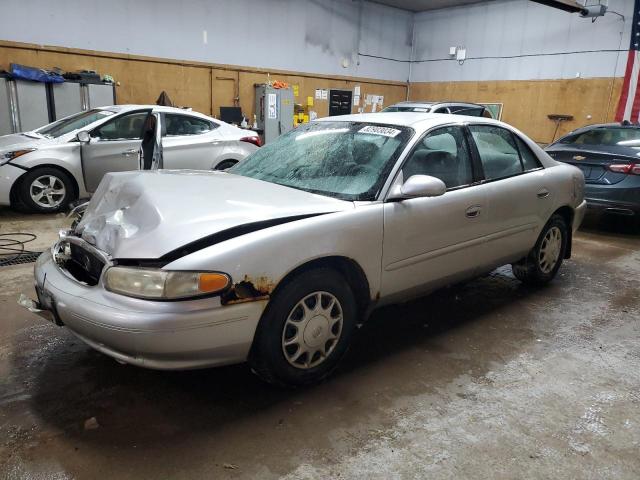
[21,244,268,370]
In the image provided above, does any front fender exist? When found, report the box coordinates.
[11,146,87,196]
[163,204,384,304]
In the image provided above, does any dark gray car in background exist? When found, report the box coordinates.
[545,122,640,223]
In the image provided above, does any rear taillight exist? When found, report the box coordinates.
[240,136,262,147]
[608,163,640,175]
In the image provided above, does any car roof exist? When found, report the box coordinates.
[316,112,500,133]
[386,100,485,108]
[570,122,640,131]
[97,104,215,119]
[555,122,640,141]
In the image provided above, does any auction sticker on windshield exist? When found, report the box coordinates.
[358,125,401,137]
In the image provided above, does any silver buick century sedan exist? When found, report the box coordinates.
[24,113,586,387]
[0,105,259,212]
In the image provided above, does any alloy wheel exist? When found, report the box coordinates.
[30,175,66,209]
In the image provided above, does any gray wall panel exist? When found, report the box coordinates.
[1,0,413,82]
[0,79,13,136]
[51,82,83,119]
[410,0,634,82]
[14,81,49,131]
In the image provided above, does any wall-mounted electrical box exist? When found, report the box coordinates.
[255,84,294,144]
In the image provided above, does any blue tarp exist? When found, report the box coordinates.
[10,63,65,83]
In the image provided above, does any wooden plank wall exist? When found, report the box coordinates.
[0,42,408,121]
[0,41,624,143]
[410,78,623,144]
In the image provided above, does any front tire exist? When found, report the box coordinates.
[249,268,357,387]
[512,214,568,285]
[18,167,75,213]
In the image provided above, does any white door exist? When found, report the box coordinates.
[161,113,228,170]
[381,125,490,301]
[81,110,149,192]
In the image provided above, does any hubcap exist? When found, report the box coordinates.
[282,291,343,369]
[30,175,66,208]
[538,226,562,274]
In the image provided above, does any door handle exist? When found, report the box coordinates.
[121,149,138,156]
[465,205,482,218]
[537,189,550,199]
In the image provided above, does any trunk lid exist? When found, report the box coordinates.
[545,144,639,185]
[76,170,353,259]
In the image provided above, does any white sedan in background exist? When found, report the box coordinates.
[24,113,586,387]
[0,105,260,212]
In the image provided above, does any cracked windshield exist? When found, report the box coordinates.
[229,121,413,201]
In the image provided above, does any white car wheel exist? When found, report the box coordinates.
[250,268,357,387]
[512,214,568,285]
[19,167,75,213]
[282,291,344,369]
[30,175,67,209]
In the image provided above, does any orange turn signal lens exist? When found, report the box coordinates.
[198,273,230,293]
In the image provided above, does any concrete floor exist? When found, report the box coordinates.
[1,208,639,480]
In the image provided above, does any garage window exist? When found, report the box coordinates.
[164,114,217,136]
[469,125,524,180]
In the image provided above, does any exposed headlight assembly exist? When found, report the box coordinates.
[0,149,36,166]
[104,267,231,300]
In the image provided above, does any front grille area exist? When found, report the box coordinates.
[66,243,105,285]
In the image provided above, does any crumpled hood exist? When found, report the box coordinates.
[75,170,353,259]
[0,133,47,151]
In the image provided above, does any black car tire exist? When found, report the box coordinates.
[512,214,568,286]
[18,167,75,213]
[249,268,357,387]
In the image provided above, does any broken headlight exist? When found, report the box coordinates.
[104,267,230,300]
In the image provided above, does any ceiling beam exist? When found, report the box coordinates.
[529,0,583,13]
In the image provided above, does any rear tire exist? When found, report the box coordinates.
[249,268,357,387]
[512,214,568,285]
[18,167,75,213]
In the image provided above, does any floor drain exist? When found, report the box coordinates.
[0,252,42,267]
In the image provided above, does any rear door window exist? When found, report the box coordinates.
[514,136,541,171]
[164,114,217,136]
[469,125,524,180]
[450,106,484,117]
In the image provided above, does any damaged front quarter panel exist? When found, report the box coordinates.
[221,275,275,305]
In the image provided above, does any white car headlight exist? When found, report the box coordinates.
[0,148,36,166]
[104,267,231,300]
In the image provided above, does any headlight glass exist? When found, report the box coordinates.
[0,149,36,166]
[104,267,230,300]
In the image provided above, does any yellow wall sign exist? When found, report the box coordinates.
[293,84,299,97]
[307,96,314,107]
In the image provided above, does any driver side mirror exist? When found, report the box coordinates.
[76,131,91,143]
[387,174,446,201]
